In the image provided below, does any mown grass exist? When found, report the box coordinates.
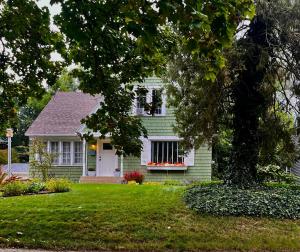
[0,184,299,251]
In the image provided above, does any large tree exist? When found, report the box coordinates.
[51,0,254,156]
[166,0,300,186]
[0,0,64,132]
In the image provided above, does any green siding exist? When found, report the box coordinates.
[123,146,211,182]
[30,165,82,182]
[28,77,212,182]
[122,76,212,182]
[141,108,176,136]
[28,137,84,182]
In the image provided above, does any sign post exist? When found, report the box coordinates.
[6,128,13,177]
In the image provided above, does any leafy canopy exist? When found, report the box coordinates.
[166,0,300,186]
[0,0,64,133]
[51,0,254,156]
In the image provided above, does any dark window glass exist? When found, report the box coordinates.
[152,89,162,114]
[136,94,146,114]
[150,141,183,164]
[103,143,113,150]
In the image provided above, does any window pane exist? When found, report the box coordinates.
[137,94,146,114]
[150,141,183,165]
[103,143,113,150]
[50,142,59,164]
[168,142,173,163]
[152,89,162,114]
[163,142,168,163]
[62,142,71,164]
[173,142,178,163]
[74,142,83,164]
[158,142,163,163]
[178,144,184,163]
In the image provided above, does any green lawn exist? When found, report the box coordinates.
[0,184,300,251]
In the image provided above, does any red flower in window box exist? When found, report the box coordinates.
[147,162,156,166]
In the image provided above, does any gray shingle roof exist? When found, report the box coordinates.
[25,92,100,136]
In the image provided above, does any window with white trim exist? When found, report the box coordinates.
[62,142,71,164]
[50,141,59,164]
[152,89,162,115]
[135,87,164,116]
[136,92,146,115]
[150,141,184,165]
[74,142,83,164]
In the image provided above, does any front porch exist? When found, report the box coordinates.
[82,138,124,179]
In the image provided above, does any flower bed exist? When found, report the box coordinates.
[1,178,72,197]
[124,171,144,184]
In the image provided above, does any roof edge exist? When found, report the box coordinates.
[25,133,79,137]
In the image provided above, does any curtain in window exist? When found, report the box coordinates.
[74,142,83,164]
[62,142,71,164]
[50,142,59,164]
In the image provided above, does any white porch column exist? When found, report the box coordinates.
[120,153,124,177]
[82,139,87,176]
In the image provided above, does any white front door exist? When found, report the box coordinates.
[97,140,117,176]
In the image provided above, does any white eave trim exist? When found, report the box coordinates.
[147,136,182,141]
[26,133,79,137]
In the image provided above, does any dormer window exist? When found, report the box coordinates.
[135,87,165,116]
[152,89,162,115]
[136,92,146,115]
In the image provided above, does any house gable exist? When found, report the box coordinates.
[25,92,100,137]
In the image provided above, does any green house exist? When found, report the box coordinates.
[25,77,212,183]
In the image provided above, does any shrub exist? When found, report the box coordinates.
[189,180,224,187]
[184,184,300,219]
[29,138,57,182]
[45,178,72,193]
[265,181,300,190]
[124,171,144,184]
[27,181,45,193]
[0,148,19,165]
[4,175,21,184]
[2,181,28,197]
[257,164,297,183]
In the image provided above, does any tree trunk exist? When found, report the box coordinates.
[227,16,270,187]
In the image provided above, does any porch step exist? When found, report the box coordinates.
[79,176,124,184]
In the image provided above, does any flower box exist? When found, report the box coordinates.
[146,166,187,171]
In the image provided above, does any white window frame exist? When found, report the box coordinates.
[43,140,84,166]
[134,85,166,116]
[62,142,71,165]
[140,136,194,166]
[49,141,60,164]
[150,140,184,164]
[74,141,83,165]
